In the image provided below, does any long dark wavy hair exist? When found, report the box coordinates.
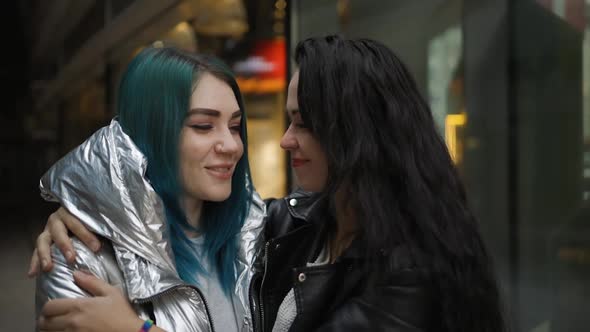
[295,35,507,332]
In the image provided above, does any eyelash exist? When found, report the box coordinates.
[190,124,213,131]
[190,124,241,133]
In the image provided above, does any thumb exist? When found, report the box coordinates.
[73,270,112,296]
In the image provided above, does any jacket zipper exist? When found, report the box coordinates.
[135,284,216,332]
[249,273,261,332]
[258,241,271,332]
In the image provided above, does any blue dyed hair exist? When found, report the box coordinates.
[117,46,252,295]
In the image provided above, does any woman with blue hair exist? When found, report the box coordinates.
[33,46,265,331]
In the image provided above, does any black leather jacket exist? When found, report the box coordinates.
[251,190,435,332]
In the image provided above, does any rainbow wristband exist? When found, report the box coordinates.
[139,319,154,332]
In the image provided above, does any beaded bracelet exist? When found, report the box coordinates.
[139,319,154,332]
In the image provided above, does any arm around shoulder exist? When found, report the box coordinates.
[35,237,124,317]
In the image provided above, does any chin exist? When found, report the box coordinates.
[202,189,232,202]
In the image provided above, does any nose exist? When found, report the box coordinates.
[280,124,298,151]
[215,128,242,155]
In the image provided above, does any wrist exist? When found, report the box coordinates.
[137,318,155,332]
[124,317,146,332]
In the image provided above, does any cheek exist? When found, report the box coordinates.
[179,133,209,168]
[310,139,329,176]
[235,135,245,158]
[303,136,326,165]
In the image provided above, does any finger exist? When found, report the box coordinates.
[47,212,76,263]
[36,232,54,272]
[73,271,112,296]
[38,314,70,331]
[57,208,101,252]
[41,298,82,317]
[28,249,40,277]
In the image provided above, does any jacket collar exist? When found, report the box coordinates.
[40,119,177,273]
[283,190,325,221]
[280,190,366,261]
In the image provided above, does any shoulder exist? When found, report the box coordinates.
[42,237,121,286]
[35,237,125,317]
[264,189,315,217]
[241,190,267,232]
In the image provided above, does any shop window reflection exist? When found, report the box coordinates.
[427,25,465,169]
[235,39,288,199]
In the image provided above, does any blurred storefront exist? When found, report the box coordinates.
[289,0,590,331]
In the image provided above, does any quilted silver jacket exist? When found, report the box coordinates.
[35,119,266,332]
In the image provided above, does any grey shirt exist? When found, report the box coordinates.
[190,236,239,332]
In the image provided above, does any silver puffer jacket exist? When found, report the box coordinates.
[36,119,266,332]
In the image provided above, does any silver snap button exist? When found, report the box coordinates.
[298,272,306,282]
[289,198,298,207]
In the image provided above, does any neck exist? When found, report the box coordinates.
[329,187,358,262]
[181,195,203,238]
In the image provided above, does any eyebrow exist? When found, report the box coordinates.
[188,108,242,119]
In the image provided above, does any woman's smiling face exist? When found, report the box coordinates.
[179,72,244,202]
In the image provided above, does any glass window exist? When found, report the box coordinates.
[292,1,590,330]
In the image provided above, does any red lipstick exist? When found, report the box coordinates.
[291,158,308,168]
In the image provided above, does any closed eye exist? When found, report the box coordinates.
[190,124,213,130]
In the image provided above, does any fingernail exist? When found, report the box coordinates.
[65,251,74,261]
[41,259,48,269]
[74,270,91,278]
[91,241,101,251]
[73,270,84,279]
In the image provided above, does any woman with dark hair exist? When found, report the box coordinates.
[31,36,506,332]
[33,46,265,332]
[256,35,506,332]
